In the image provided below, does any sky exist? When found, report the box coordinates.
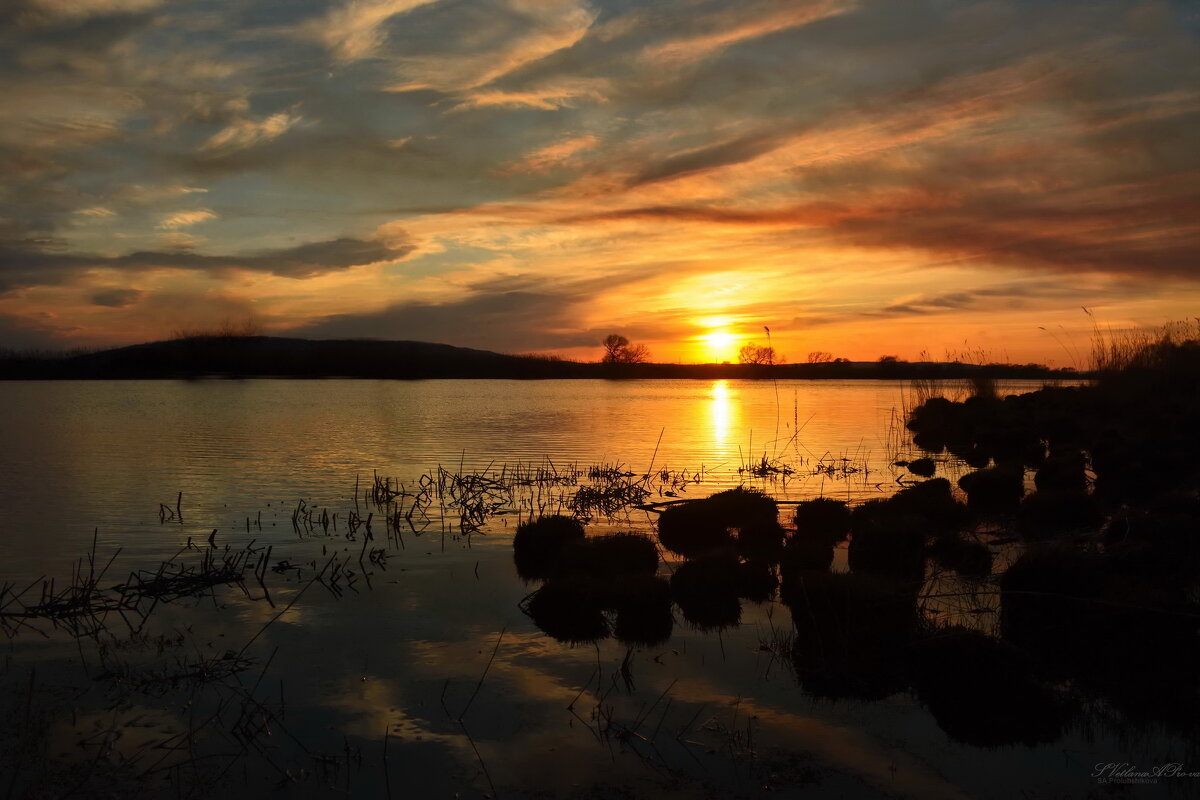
[1,0,1197,365]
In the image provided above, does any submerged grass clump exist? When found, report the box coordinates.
[657,501,734,557]
[512,515,585,580]
[657,486,779,557]
[1034,447,1088,494]
[792,498,851,544]
[559,533,659,579]
[906,457,936,477]
[957,463,1024,513]
[736,519,786,556]
[885,478,969,533]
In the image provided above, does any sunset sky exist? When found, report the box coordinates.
[1,0,1197,364]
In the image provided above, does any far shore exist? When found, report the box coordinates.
[0,335,1078,382]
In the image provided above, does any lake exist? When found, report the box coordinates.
[0,378,1188,799]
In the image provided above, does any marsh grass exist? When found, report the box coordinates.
[1087,313,1200,373]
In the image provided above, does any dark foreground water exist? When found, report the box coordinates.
[0,379,1192,799]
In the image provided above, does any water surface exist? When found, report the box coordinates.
[0,378,1182,799]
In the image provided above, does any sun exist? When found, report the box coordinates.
[697,329,740,362]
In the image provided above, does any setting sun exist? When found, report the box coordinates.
[697,329,741,362]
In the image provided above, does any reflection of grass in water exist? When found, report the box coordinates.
[2,536,346,797]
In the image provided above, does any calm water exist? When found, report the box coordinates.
[0,379,1186,799]
[0,378,911,573]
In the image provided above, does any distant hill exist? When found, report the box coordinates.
[0,337,583,379]
[0,336,1073,381]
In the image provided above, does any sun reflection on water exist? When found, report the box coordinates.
[708,379,736,451]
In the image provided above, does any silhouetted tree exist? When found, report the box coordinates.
[807,351,834,364]
[738,342,781,365]
[601,334,650,364]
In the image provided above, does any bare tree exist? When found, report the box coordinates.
[806,351,834,364]
[738,342,781,365]
[601,334,650,364]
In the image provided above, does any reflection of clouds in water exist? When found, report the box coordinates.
[52,705,187,763]
[408,632,584,705]
[398,627,969,799]
[670,674,972,800]
[325,675,455,743]
[319,631,618,794]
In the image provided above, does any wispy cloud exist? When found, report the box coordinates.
[91,287,143,307]
[75,206,117,219]
[200,111,302,154]
[296,0,443,62]
[499,134,598,174]
[0,236,415,293]
[24,0,161,21]
[385,0,597,95]
[157,209,216,230]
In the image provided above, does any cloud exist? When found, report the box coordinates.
[75,206,117,219]
[453,78,611,111]
[862,278,1156,320]
[90,287,142,307]
[157,232,206,250]
[499,134,598,174]
[25,0,160,20]
[555,202,850,227]
[638,0,849,70]
[626,130,796,187]
[200,111,302,154]
[0,311,76,351]
[157,209,217,230]
[0,235,414,292]
[296,0,443,62]
[291,289,596,352]
[384,0,596,96]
